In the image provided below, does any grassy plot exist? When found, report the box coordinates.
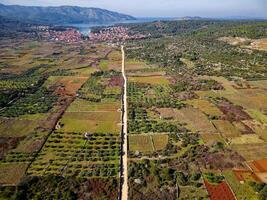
[223,89,267,111]
[249,80,267,90]
[157,107,216,134]
[223,170,258,200]
[200,133,226,145]
[212,120,241,139]
[44,76,88,95]
[108,50,121,61]
[98,50,122,71]
[230,134,264,145]
[13,131,49,153]
[197,79,267,112]
[128,76,170,85]
[58,112,121,134]
[0,118,40,137]
[186,99,224,118]
[179,186,208,200]
[125,60,151,72]
[208,76,237,93]
[100,61,121,71]
[66,99,120,112]
[246,109,267,124]
[152,134,169,151]
[231,143,267,161]
[242,120,267,141]
[103,86,122,96]
[129,135,154,153]
[129,134,169,153]
[69,67,97,77]
[0,163,28,185]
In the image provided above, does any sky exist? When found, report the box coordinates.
[1,0,267,18]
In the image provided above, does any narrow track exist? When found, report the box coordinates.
[120,45,128,200]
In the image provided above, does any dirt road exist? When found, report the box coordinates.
[120,45,128,200]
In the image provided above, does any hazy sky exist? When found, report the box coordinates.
[1,0,267,18]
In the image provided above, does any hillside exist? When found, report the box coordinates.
[0,3,136,24]
[0,15,35,38]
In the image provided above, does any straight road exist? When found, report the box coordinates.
[120,45,128,200]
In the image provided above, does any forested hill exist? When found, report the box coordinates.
[0,15,34,38]
[0,3,136,24]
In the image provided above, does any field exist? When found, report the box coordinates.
[232,169,259,182]
[212,120,241,139]
[0,118,41,137]
[26,50,123,180]
[204,179,236,200]
[129,134,168,153]
[157,107,217,134]
[44,76,88,96]
[200,133,225,145]
[178,186,208,200]
[58,111,121,133]
[186,99,224,118]
[223,170,258,200]
[128,75,170,85]
[129,135,154,153]
[230,134,264,145]
[98,50,122,71]
[246,109,267,124]
[231,143,267,161]
[67,99,120,112]
[28,131,120,178]
[0,163,28,185]
[125,60,151,72]
[151,134,169,151]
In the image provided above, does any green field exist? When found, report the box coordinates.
[223,170,258,200]
[129,134,169,153]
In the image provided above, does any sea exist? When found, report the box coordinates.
[66,17,176,35]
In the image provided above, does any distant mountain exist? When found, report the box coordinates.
[0,3,136,24]
[180,16,204,20]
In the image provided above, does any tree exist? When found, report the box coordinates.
[259,186,267,200]
[176,172,188,186]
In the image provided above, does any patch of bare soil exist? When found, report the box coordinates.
[217,100,251,122]
[250,38,267,51]
[173,91,199,101]
[108,76,124,87]
[0,137,24,159]
[129,180,177,200]
[169,145,245,171]
[218,37,251,46]
[78,179,118,200]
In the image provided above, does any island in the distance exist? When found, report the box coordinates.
[0,3,136,24]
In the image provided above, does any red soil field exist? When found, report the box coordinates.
[249,158,267,173]
[204,180,236,200]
